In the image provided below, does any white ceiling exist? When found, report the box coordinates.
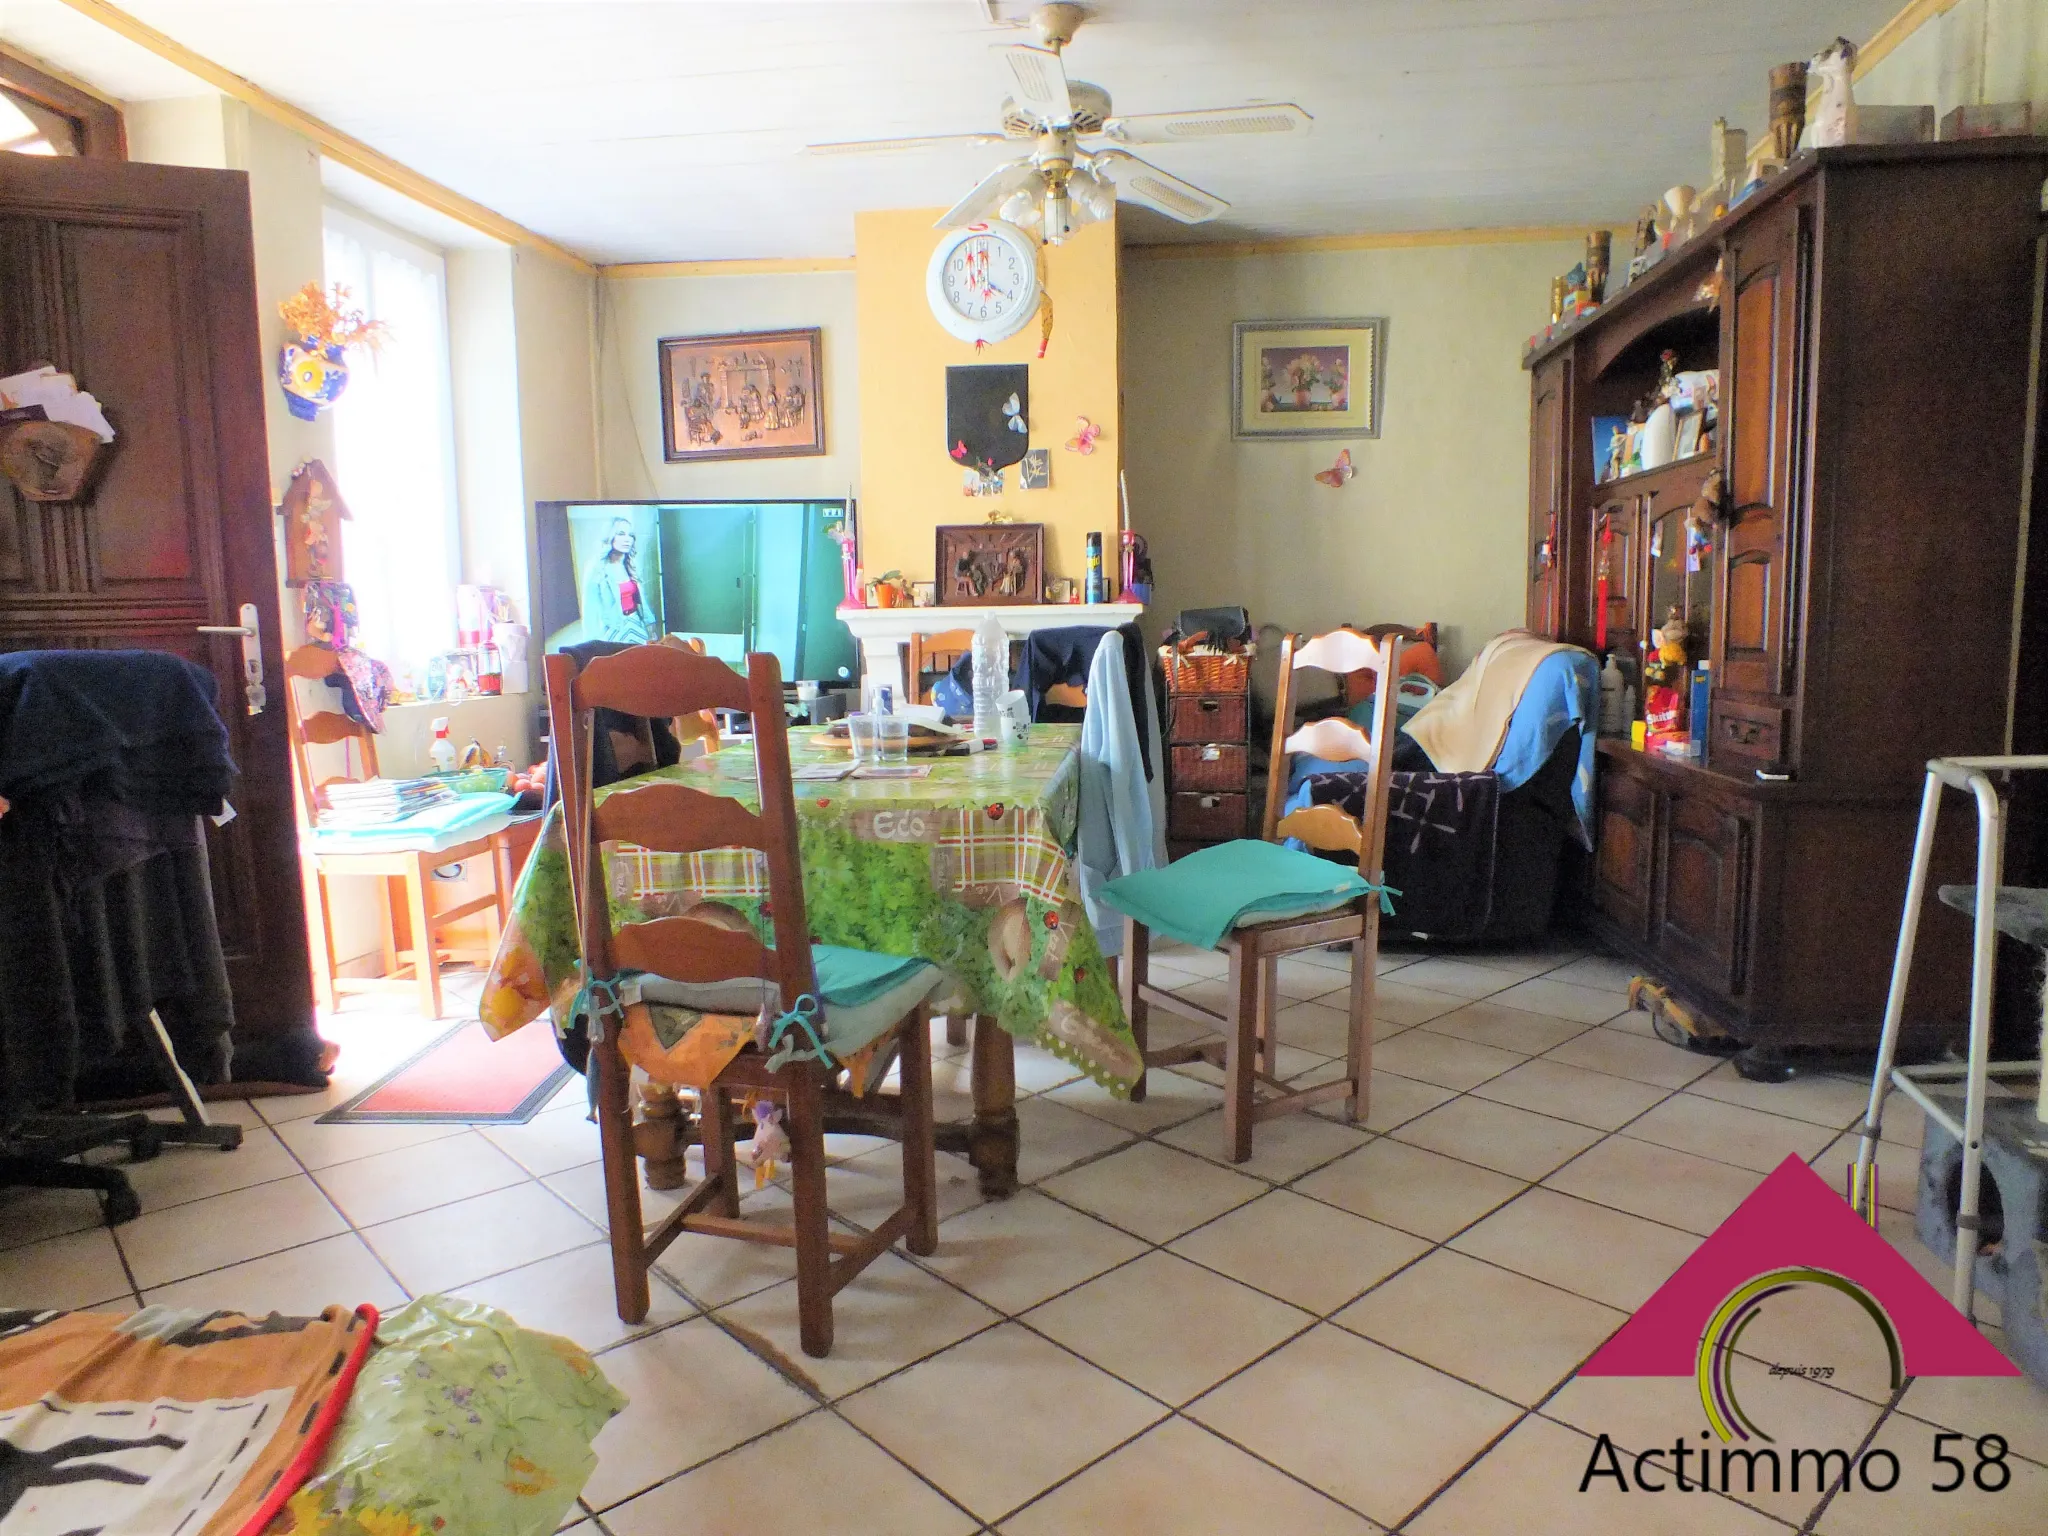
[4,0,1903,265]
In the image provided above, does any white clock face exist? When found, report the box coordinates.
[942,233,1027,326]
[927,223,1039,345]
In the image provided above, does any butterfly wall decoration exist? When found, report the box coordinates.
[1003,393,1026,434]
[1066,417,1102,455]
[1314,449,1355,488]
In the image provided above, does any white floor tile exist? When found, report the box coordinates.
[926,1188,1148,1315]
[452,1240,694,1354]
[117,1175,348,1290]
[605,1411,976,1536]
[1040,1142,1263,1243]
[1001,1416,1381,1535]
[0,1226,134,1310]
[114,1126,303,1212]
[581,1317,814,1510]
[718,1250,1001,1399]
[479,1102,603,1176]
[141,1231,407,1315]
[1023,1250,1311,1404]
[838,1323,1164,1523]
[313,1129,529,1226]
[361,1181,600,1293]
[272,1112,469,1170]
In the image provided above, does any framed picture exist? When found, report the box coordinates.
[937,522,1045,607]
[1231,318,1386,440]
[658,327,825,463]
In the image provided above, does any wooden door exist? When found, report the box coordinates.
[1717,195,1809,701]
[1592,763,1655,938]
[1655,789,1754,997]
[1526,356,1569,635]
[0,155,314,1071]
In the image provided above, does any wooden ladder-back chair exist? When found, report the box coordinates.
[905,628,974,706]
[284,643,505,1018]
[544,643,936,1353]
[1119,629,1402,1162]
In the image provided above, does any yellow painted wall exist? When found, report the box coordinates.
[854,208,1122,587]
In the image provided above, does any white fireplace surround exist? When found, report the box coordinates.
[839,601,1145,702]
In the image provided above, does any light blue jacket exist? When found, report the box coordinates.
[1077,632,1167,956]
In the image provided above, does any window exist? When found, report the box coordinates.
[0,48,124,158]
[322,205,462,677]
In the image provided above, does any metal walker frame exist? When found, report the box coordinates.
[1852,754,2048,1319]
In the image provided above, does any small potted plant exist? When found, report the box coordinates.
[868,570,911,609]
[276,282,387,421]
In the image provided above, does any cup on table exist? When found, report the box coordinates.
[876,717,911,765]
[846,712,878,763]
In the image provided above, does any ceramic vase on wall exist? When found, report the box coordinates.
[278,337,350,421]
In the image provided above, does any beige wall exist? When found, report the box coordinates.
[1855,0,2048,119]
[512,248,600,509]
[447,245,526,592]
[1121,238,1578,674]
[597,268,860,502]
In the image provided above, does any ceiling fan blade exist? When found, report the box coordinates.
[1000,43,1072,127]
[807,131,1010,156]
[935,159,1043,229]
[1101,102,1313,145]
[1094,149,1230,223]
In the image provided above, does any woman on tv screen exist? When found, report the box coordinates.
[584,517,658,643]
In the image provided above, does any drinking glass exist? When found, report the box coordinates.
[876,717,911,765]
[845,712,877,764]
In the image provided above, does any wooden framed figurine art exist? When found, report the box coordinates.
[658,327,825,463]
[936,522,1045,606]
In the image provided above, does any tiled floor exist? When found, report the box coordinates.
[3,946,2044,1533]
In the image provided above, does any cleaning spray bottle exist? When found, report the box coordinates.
[428,716,457,775]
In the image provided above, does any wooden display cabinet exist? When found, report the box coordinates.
[1525,142,2048,1068]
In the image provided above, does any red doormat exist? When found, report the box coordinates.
[318,1020,577,1125]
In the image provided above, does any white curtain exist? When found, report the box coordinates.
[322,208,460,675]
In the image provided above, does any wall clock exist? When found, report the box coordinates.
[926,221,1039,346]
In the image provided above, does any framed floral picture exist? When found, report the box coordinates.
[1231,318,1386,440]
[658,327,825,462]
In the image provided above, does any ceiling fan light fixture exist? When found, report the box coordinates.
[1042,185,1071,244]
[1069,166,1114,222]
[999,185,1043,228]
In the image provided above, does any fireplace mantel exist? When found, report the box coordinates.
[839,601,1145,700]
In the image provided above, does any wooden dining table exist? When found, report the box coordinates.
[479,723,1141,1195]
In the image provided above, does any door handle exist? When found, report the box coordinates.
[197,602,266,716]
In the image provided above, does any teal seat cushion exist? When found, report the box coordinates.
[1100,838,1372,952]
[635,943,944,1063]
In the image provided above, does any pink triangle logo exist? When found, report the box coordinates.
[1580,1155,2016,1441]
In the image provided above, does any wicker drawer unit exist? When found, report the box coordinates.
[1164,650,1252,850]
[1168,693,1247,743]
[1170,790,1247,842]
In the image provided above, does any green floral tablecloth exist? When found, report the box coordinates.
[480,726,1140,1092]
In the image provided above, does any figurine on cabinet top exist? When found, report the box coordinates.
[1633,205,1659,258]
[1768,60,1809,161]
[1810,38,1858,148]
[1584,230,1611,307]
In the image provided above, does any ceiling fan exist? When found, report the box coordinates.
[806,3,1311,243]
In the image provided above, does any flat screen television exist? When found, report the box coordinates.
[533,499,857,685]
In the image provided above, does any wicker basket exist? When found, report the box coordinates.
[1162,648,1251,694]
